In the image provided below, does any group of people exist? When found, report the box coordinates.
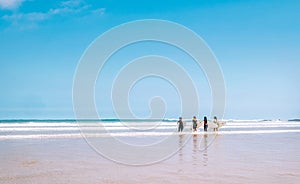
[177,116,219,132]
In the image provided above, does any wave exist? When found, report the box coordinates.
[1,124,300,133]
[1,121,299,129]
[288,119,300,122]
[1,118,296,124]
[0,118,172,123]
[1,129,300,140]
[1,120,300,141]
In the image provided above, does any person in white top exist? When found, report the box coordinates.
[213,116,218,131]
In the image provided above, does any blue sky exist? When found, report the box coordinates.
[0,0,299,120]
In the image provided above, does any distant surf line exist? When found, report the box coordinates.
[1,129,300,140]
[1,121,300,128]
[1,124,300,132]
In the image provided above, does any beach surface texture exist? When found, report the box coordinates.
[1,119,300,183]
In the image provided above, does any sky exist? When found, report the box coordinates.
[0,0,299,120]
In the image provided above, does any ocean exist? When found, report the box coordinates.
[0,119,300,183]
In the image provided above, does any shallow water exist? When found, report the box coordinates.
[0,120,300,183]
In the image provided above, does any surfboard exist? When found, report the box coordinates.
[208,121,218,128]
[197,121,226,129]
[217,121,226,128]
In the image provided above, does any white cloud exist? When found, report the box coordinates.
[61,0,82,8]
[3,12,49,22]
[49,1,91,15]
[2,12,49,30]
[92,8,106,15]
[2,0,106,30]
[0,0,25,10]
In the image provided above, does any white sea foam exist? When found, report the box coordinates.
[1,129,300,140]
[1,120,300,140]
[1,121,299,128]
[0,122,76,127]
[1,124,300,132]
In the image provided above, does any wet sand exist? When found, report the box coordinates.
[1,132,300,184]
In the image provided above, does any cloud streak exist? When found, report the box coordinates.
[0,0,25,10]
[1,0,105,30]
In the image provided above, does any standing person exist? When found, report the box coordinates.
[203,116,208,132]
[177,117,184,132]
[192,116,198,132]
[213,116,218,131]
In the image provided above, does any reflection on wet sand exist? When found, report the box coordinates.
[178,134,184,162]
[177,132,220,166]
[192,134,198,165]
[201,134,208,166]
[190,134,208,166]
[190,133,219,166]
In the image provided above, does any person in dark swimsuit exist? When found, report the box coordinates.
[192,116,198,132]
[177,117,184,132]
[203,116,208,132]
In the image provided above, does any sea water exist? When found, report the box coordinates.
[0,119,300,183]
[1,119,300,139]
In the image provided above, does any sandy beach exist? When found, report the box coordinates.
[1,120,300,183]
